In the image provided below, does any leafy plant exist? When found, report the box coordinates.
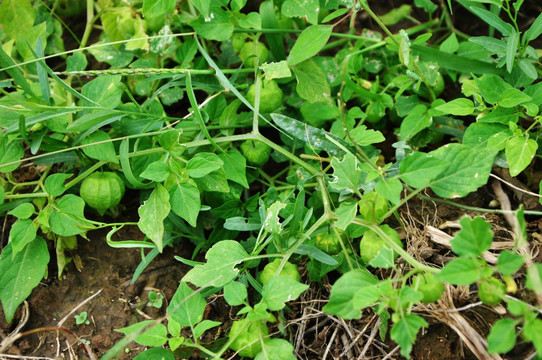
[0,0,541,359]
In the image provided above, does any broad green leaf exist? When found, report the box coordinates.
[186,153,223,178]
[469,6,514,36]
[239,12,262,29]
[369,247,397,269]
[499,88,532,108]
[380,4,412,26]
[346,126,385,146]
[66,52,87,72]
[322,269,379,319]
[82,130,118,164]
[262,276,309,311]
[436,257,481,285]
[287,25,332,65]
[524,318,542,354]
[0,238,49,323]
[451,216,493,257]
[138,184,170,251]
[291,59,331,103]
[224,216,262,231]
[264,201,287,234]
[497,250,525,275]
[133,348,175,360]
[8,203,35,219]
[87,38,134,68]
[191,0,211,17]
[9,219,37,256]
[192,168,229,193]
[487,318,518,354]
[414,0,438,14]
[400,104,432,141]
[440,33,459,53]
[142,0,176,17]
[375,177,402,205]
[523,12,542,44]
[116,320,168,347]
[167,282,207,328]
[50,195,92,236]
[399,152,449,189]
[255,338,296,360]
[0,0,35,39]
[224,281,247,306]
[334,202,357,231]
[434,98,474,116]
[506,31,519,73]
[193,320,221,339]
[330,154,362,194]
[390,314,428,358]
[219,150,249,188]
[260,61,292,81]
[169,181,200,227]
[518,59,538,80]
[475,74,512,105]
[282,0,320,25]
[140,161,170,182]
[182,240,249,288]
[270,113,349,156]
[189,7,234,41]
[0,136,24,172]
[81,75,123,109]
[462,123,508,148]
[505,136,537,177]
[44,173,72,197]
[478,106,519,124]
[525,263,542,294]
[428,144,496,198]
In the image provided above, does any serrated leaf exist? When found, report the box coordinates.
[288,25,332,65]
[330,154,362,194]
[487,318,518,354]
[82,130,118,164]
[116,320,168,347]
[262,276,309,311]
[399,152,449,189]
[505,136,537,177]
[428,144,496,198]
[169,181,200,227]
[390,314,428,358]
[322,269,379,319]
[167,282,207,328]
[0,238,49,323]
[182,240,249,288]
[219,150,249,188]
[436,257,481,285]
[138,184,170,251]
[451,216,493,257]
[497,250,525,275]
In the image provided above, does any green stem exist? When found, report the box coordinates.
[4,193,48,199]
[65,161,107,190]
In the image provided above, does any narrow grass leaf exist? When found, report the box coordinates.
[524,12,542,44]
[469,6,514,36]
[506,32,519,73]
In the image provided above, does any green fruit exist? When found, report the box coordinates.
[259,259,300,286]
[413,73,445,99]
[232,33,248,53]
[413,273,445,303]
[80,172,125,216]
[246,79,283,113]
[240,41,269,68]
[478,278,506,306]
[228,318,268,357]
[240,140,272,167]
[314,231,342,255]
[358,192,388,223]
[359,225,402,264]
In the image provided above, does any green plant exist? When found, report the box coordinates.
[0,0,541,359]
[147,291,164,309]
[75,311,90,325]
